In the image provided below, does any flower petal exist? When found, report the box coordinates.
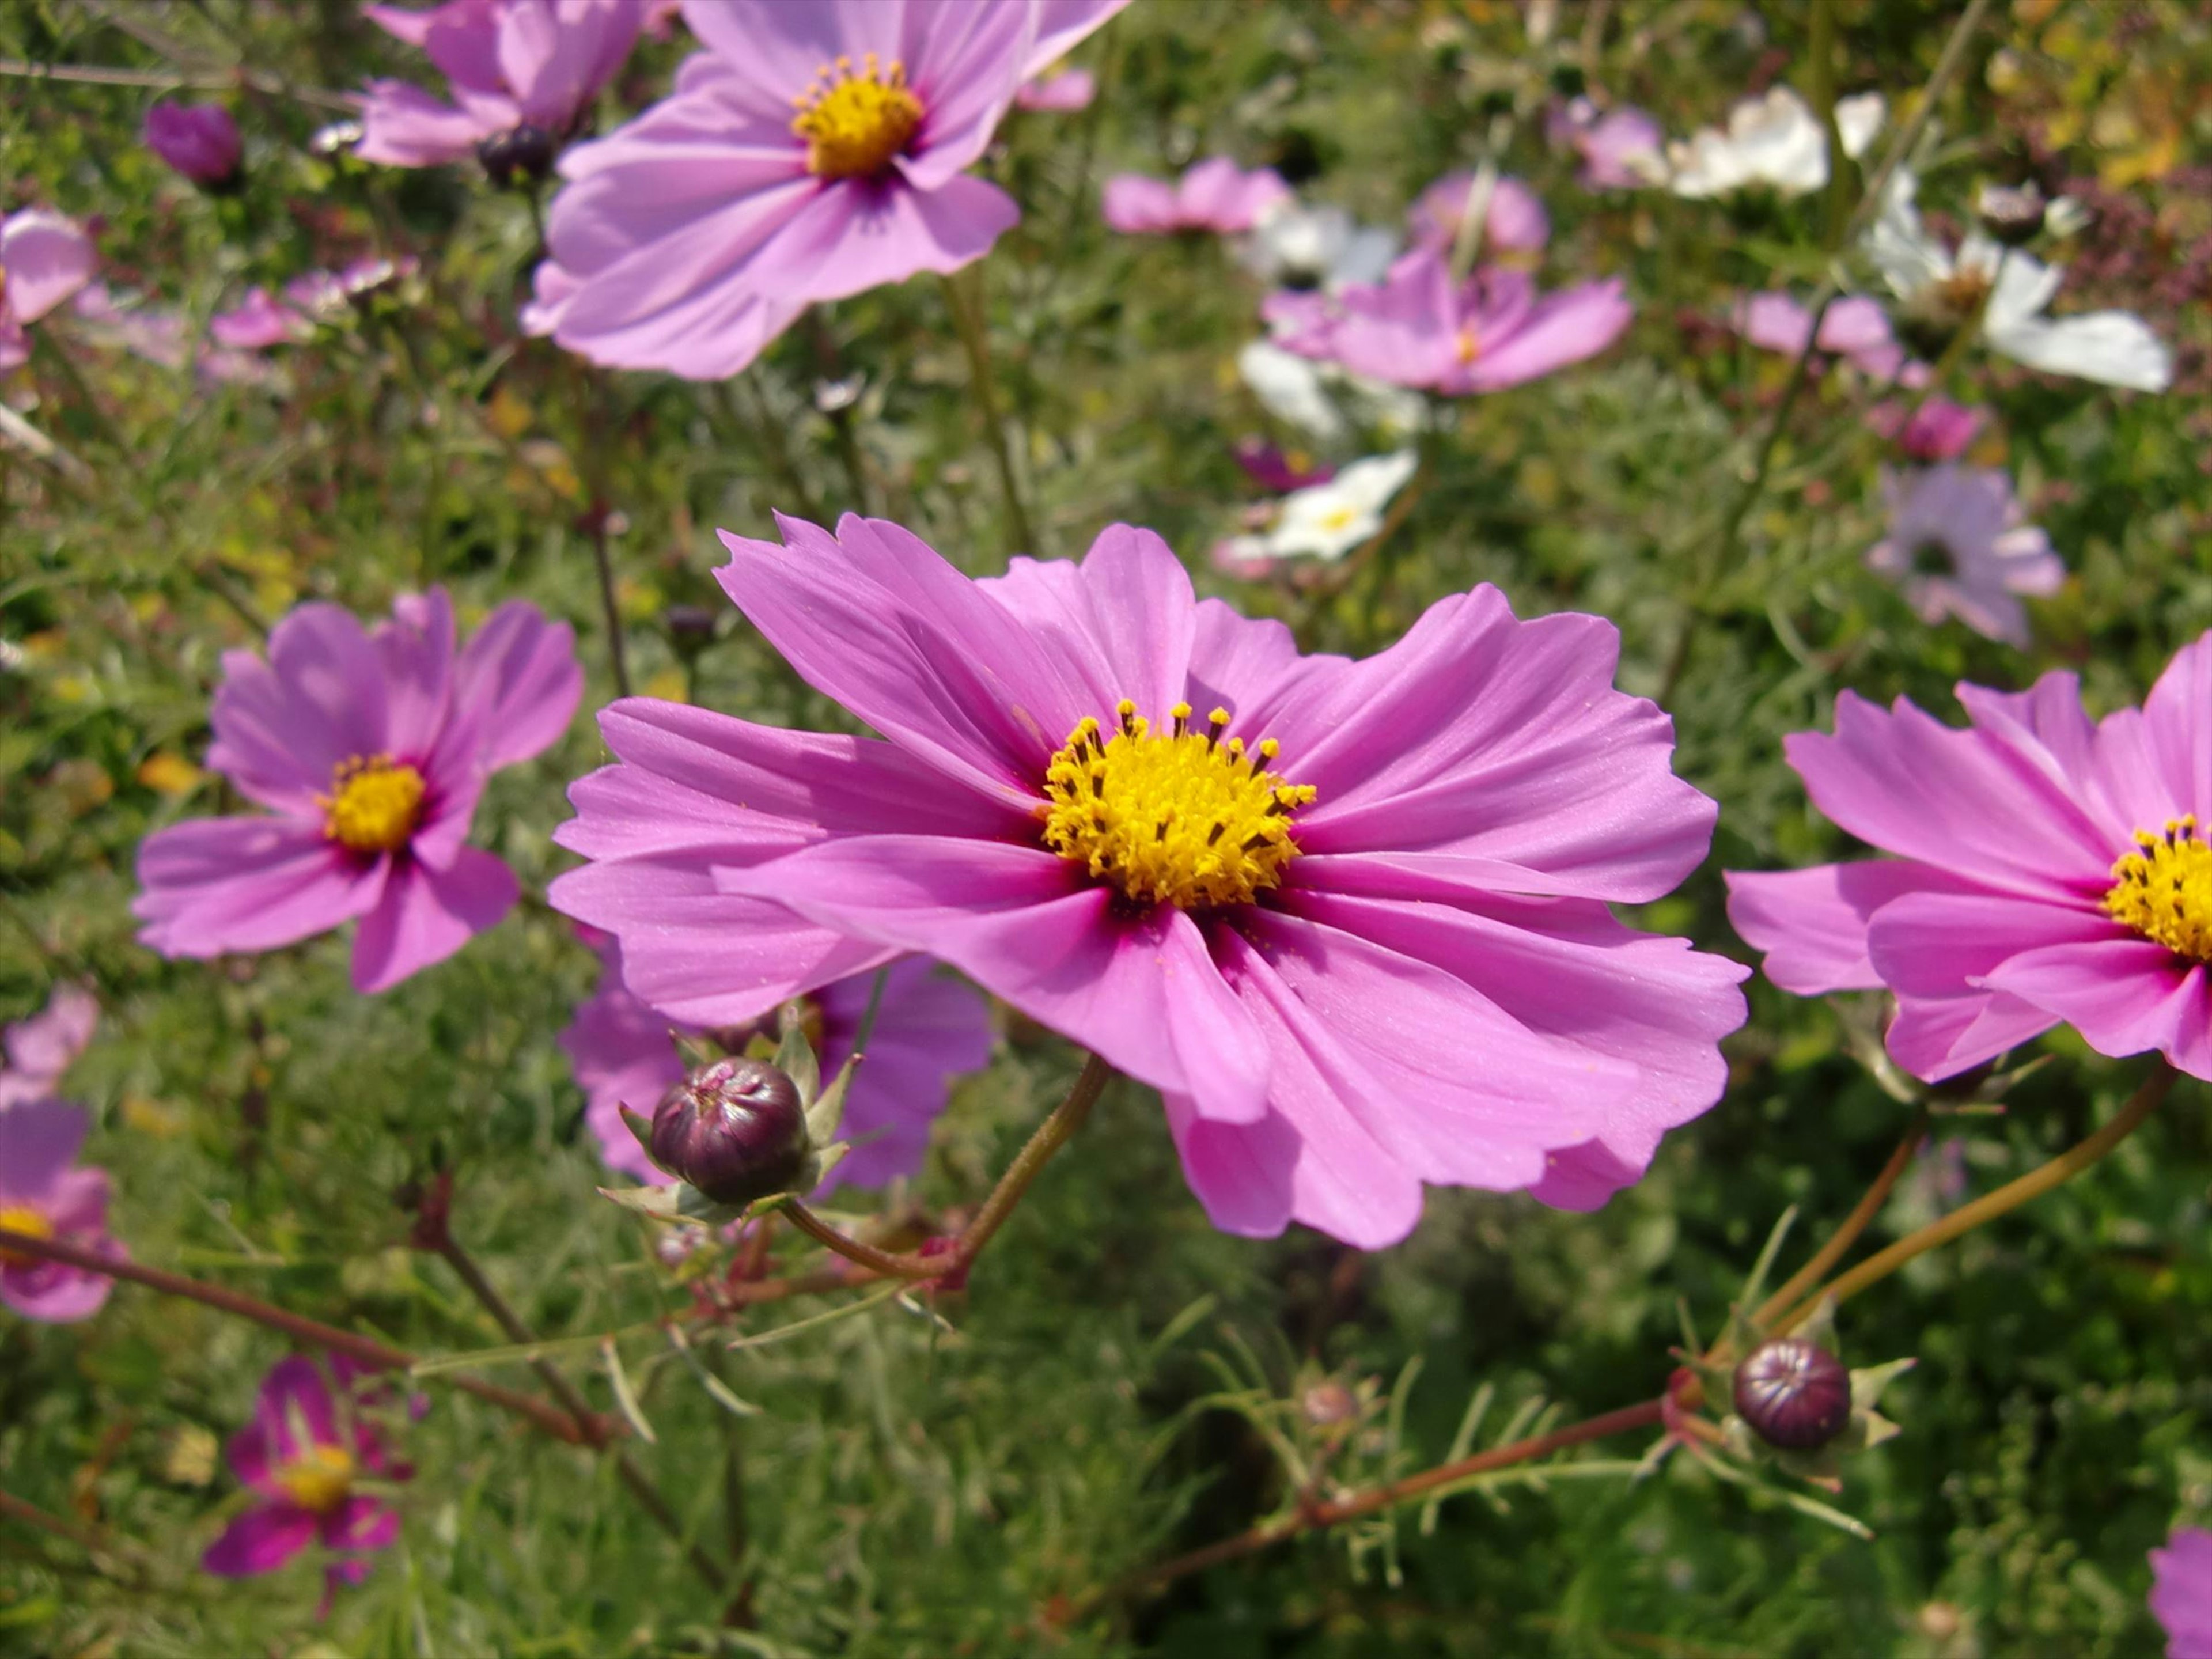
[454,601,583,771]
[203,1505,319,1578]
[349,849,518,994]
[135,818,388,960]
[1724,859,1983,994]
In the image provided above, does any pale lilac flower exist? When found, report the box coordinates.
[1863,465,2063,647]
[1017,66,1094,111]
[1328,249,1632,396]
[1868,168,2171,392]
[562,944,992,1191]
[357,0,650,171]
[1102,157,1291,236]
[526,0,1128,380]
[202,1357,404,1605]
[211,287,315,350]
[550,516,1746,1247]
[2153,1527,2212,1657]
[1548,98,1665,190]
[143,102,243,187]
[0,985,97,1109]
[0,209,95,374]
[1730,291,1914,384]
[1407,172,1550,256]
[0,1100,119,1323]
[134,590,581,994]
[1865,395,1985,461]
[71,284,190,369]
[1727,632,2212,1083]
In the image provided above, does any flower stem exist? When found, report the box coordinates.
[1748,1107,1930,1336]
[1770,1061,2176,1334]
[423,1224,726,1594]
[784,1051,1113,1282]
[0,1487,154,1585]
[940,268,1037,556]
[0,1225,600,1444]
[584,497,631,699]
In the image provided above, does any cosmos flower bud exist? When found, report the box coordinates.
[648,1058,809,1207]
[1976,181,2048,247]
[1732,1336,1853,1450]
[476,123,557,189]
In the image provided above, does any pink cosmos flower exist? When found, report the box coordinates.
[202,1357,405,1605]
[0,1100,120,1323]
[1233,437,1334,494]
[134,590,581,994]
[1101,157,1292,236]
[1327,249,1632,396]
[1863,465,2062,647]
[1730,291,1916,384]
[1548,99,1665,190]
[548,516,1747,1247]
[1725,632,2212,1084]
[356,0,650,170]
[2153,1527,2212,1657]
[0,208,96,373]
[1016,66,1094,111]
[211,287,316,350]
[1407,172,1550,255]
[524,0,1129,380]
[1,984,97,1109]
[1864,396,1984,462]
[562,944,993,1191]
[143,102,243,186]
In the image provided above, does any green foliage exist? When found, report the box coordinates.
[3,1,2211,1654]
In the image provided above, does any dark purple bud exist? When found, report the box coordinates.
[649,1058,808,1206]
[664,604,719,658]
[1976,181,2047,247]
[143,103,243,188]
[1733,1337,1852,1450]
[476,123,556,188]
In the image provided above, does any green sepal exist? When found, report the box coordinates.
[595,1180,744,1228]
[618,1104,660,1165]
[774,1007,821,1106]
[804,1058,859,1148]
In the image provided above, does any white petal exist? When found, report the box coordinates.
[1980,244,2061,331]
[1989,311,2172,392]
[1238,340,1346,442]
[1834,92,1885,159]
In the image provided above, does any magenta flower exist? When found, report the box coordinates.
[1865,395,1984,462]
[525,0,1128,380]
[0,1100,120,1324]
[1233,437,1334,494]
[1407,172,1550,255]
[1101,157,1292,236]
[202,1357,404,1604]
[1863,465,2062,647]
[1328,250,1632,396]
[1548,99,1665,190]
[2154,1527,2212,1657]
[211,287,316,350]
[0,208,95,373]
[562,944,993,1191]
[357,0,650,171]
[1729,291,1916,384]
[1,984,97,1109]
[134,589,581,994]
[1016,66,1094,111]
[1726,633,2212,1083]
[143,102,243,187]
[550,516,1745,1247]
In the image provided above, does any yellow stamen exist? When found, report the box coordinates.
[273,1442,354,1515]
[1455,324,1482,366]
[320,755,425,855]
[2104,816,2212,963]
[0,1204,52,1267]
[791,53,923,180]
[1316,506,1358,532]
[1040,701,1316,911]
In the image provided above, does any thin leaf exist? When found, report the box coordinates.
[600,1336,656,1444]
[1421,1381,1495,1537]
[726,1283,906,1351]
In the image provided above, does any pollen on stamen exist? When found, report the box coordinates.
[2103,815,2212,964]
[1039,700,1317,911]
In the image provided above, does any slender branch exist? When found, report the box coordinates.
[584,499,631,699]
[0,57,351,108]
[940,269,1037,555]
[1749,1108,1930,1334]
[783,1052,1113,1281]
[1771,1062,2175,1334]
[1110,1399,1666,1599]
[0,1227,600,1445]
[426,1228,725,1593]
[0,1488,144,1570]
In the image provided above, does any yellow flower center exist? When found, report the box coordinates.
[791,54,924,180]
[1040,700,1316,911]
[0,1204,53,1266]
[320,755,425,855]
[1316,506,1359,532]
[273,1442,354,1515]
[1455,324,1482,366]
[2104,816,2212,963]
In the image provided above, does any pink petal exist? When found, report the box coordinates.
[814,959,994,1192]
[321,1495,400,1554]
[2142,631,2212,824]
[896,0,1035,189]
[4,983,98,1083]
[748,173,1018,304]
[0,209,96,325]
[202,1505,319,1578]
[355,79,490,166]
[454,600,582,770]
[1460,278,1632,392]
[1982,939,2212,1081]
[374,589,459,765]
[1023,0,1130,77]
[349,848,518,993]
[976,525,1196,724]
[135,818,389,960]
[1724,859,1982,994]
[1101,174,1179,234]
[0,1099,88,1203]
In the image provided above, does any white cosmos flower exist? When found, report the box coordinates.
[1867,169,2170,392]
[1241,200,1400,291]
[1266,450,1419,562]
[1667,86,1883,200]
[1237,340,1423,445]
